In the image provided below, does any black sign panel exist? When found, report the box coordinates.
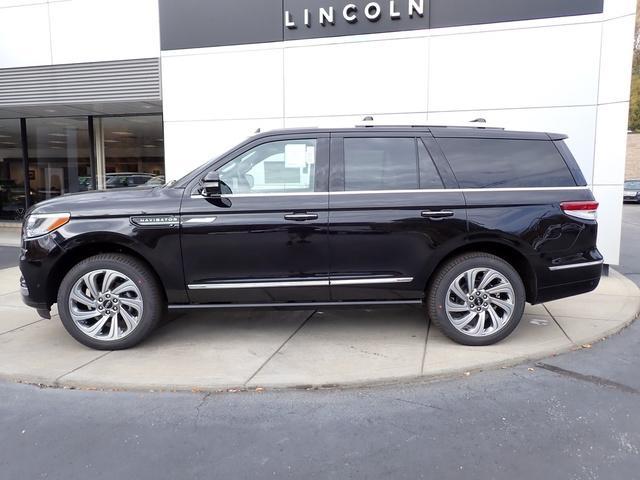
[159,0,604,51]
[159,0,283,51]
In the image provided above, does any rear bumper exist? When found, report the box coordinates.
[534,274,602,304]
[532,249,603,304]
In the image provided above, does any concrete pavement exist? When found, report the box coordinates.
[2,320,640,480]
[0,264,638,391]
[620,203,640,287]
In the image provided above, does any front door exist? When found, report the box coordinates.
[180,134,330,304]
[328,133,467,301]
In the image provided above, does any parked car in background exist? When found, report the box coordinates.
[624,180,640,203]
[105,173,155,189]
[144,176,166,187]
[19,125,602,350]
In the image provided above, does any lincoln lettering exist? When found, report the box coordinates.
[284,0,424,29]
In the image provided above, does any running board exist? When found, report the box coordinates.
[168,300,424,310]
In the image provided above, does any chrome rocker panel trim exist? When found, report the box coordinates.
[548,260,604,271]
[187,277,414,290]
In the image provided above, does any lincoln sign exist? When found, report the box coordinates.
[159,0,604,50]
[284,0,425,29]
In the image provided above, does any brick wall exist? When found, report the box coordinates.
[626,134,640,180]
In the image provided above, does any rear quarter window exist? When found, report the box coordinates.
[437,138,577,188]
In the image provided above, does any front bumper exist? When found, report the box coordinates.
[19,232,65,313]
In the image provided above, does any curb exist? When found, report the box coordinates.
[3,271,640,395]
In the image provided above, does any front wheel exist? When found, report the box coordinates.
[427,253,526,346]
[57,253,165,350]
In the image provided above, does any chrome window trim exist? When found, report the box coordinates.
[188,276,414,290]
[190,186,590,199]
[548,260,604,271]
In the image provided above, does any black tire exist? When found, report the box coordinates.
[57,253,165,350]
[426,252,526,346]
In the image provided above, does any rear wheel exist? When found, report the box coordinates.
[427,252,526,346]
[57,253,164,350]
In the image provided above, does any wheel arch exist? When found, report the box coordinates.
[425,240,538,303]
[47,237,167,307]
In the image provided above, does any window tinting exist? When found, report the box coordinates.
[438,138,577,188]
[418,140,444,189]
[344,138,418,191]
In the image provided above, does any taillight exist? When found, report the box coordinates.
[560,201,599,221]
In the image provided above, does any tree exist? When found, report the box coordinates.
[629,0,640,130]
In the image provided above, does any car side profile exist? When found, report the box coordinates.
[19,125,603,350]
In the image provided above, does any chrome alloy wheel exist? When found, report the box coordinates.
[68,269,143,341]
[444,267,516,337]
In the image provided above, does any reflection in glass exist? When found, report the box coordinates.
[27,118,93,204]
[102,115,164,188]
[0,119,25,220]
[218,139,316,194]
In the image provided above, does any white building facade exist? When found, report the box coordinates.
[0,0,636,265]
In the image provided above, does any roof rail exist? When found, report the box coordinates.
[355,122,505,130]
[356,116,503,130]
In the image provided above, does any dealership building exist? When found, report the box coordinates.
[0,0,635,265]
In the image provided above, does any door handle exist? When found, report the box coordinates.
[421,210,455,219]
[284,213,319,222]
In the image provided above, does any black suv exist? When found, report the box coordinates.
[20,126,603,350]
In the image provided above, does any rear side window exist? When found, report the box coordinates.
[437,138,576,188]
[344,138,418,191]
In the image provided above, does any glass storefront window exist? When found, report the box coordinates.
[102,115,164,188]
[26,117,93,204]
[0,119,26,220]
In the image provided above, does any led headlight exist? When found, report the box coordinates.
[24,213,70,239]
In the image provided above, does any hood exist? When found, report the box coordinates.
[28,186,182,218]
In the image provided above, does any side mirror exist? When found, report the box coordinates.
[202,171,222,198]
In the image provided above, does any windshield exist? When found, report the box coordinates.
[625,181,640,190]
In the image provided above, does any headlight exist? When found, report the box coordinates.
[24,213,70,239]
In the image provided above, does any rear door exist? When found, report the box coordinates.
[180,133,330,304]
[328,131,467,301]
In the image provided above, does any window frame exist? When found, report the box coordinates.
[188,133,330,197]
[329,132,450,193]
[434,136,579,190]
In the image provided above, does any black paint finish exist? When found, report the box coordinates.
[159,0,604,50]
[430,0,603,29]
[19,126,601,315]
[159,0,284,51]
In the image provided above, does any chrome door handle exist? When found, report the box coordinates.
[421,210,454,219]
[284,213,319,222]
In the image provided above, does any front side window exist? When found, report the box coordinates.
[438,138,577,189]
[343,137,419,191]
[217,139,317,194]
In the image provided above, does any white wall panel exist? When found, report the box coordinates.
[161,48,284,122]
[164,118,284,181]
[592,185,623,265]
[428,23,602,112]
[0,4,51,68]
[49,0,160,64]
[284,112,428,128]
[603,0,636,18]
[593,102,630,186]
[598,15,635,105]
[428,106,598,183]
[284,37,428,117]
